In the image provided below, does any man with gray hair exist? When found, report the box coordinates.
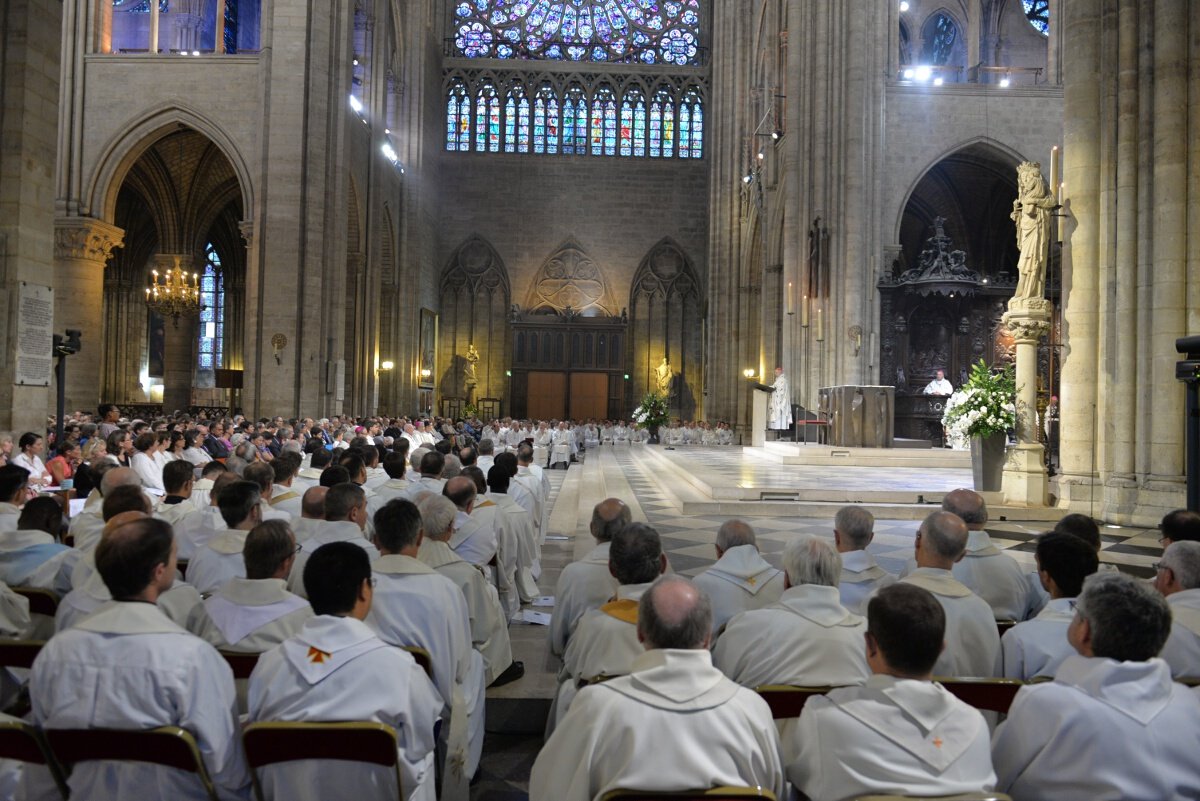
[899,511,999,677]
[548,498,631,656]
[287,483,380,599]
[993,572,1200,800]
[833,506,896,613]
[942,488,1031,620]
[691,519,784,636]
[531,576,785,801]
[715,536,868,694]
[554,522,667,728]
[68,466,142,553]
[1154,540,1200,680]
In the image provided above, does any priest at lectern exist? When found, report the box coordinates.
[769,367,793,430]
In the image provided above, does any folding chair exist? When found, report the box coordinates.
[0,719,68,800]
[219,650,261,680]
[12,588,58,618]
[0,640,45,671]
[399,646,433,680]
[934,677,1026,714]
[601,788,776,801]
[45,726,220,801]
[242,721,403,801]
[852,793,1012,801]
[753,685,838,719]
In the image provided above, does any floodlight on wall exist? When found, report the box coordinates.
[349,94,364,115]
[771,129,782,141]
[899,1,909,11]
[933,77,944,86]
[380,360,394,371]
[757,151,765,160]
[902,68,915,80]
[420,368,432,379]
[742,173,754,184]
[744,368,757,379]
[999,75,1011,88]
[913,65,932,82]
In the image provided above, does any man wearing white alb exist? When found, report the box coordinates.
[1153,540,1200,680]
[992,572,1200,801]
[832,506,897,613]
[784,583,997,801]
[769,367,793,431]
[999,532,1096,680]
[530,576,785,801]
[923,369,954,395]
[691,520,784,636]
[943,489,1031,620]
[248,542,441,801]
[898,511,999,677]
[548,498,629,656]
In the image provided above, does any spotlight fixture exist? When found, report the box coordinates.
[757,151,765,160]
[743,173,753,184]
[914,65,932,82]
[771,129,782,141]
[899,1,909,10]
[999,76,1011,88]
[349,94,364,114]
[933,77,944,86]
[743,368,756,379]
[380,360,394,371]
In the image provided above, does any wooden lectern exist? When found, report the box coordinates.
[750,382,774,447]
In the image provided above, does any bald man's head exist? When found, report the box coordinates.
[301,486,328,519]
[590,498,631,543]
[942,488,988,529]
[99,466,140,497]
[95,516,175,601]
[443,476,477,511]
[638,576,712,650]
[102,510,148,539]
[716,519,756,553]
[917,511,969,568]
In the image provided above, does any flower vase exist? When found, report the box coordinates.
[648,424,660,445]
[970,432,1007,492]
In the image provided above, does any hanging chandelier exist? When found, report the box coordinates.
[145,257,201,325]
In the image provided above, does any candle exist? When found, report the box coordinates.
[801,294,809,327]
[815,307,824,341]
[786,282,794,315]
[1049,146,1060,206]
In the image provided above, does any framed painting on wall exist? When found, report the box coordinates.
[419,308,437,388]
[148,310,166,379]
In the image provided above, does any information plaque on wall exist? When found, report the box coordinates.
[15,282,53,387]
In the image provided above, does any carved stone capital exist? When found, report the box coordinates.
[54,217,125,263]
[238,219,254,246]
[1002,310,1052,344]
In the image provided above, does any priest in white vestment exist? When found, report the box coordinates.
[0,498,77,597]
[266,453,304,518]
[715,536,868,691]
[831,506,897,613]
[367,498,485,794]
[415,494,517,687]
[532,423,553,467]
[403,452,447,500]
[897,511,999,677]
[187,520,312,652]
[188,480,263,595]
[290,486,327,544]
[942,489,1032,620]
[531,576,785,801]
[554,522,667,727]
[784,583,996,801]
[25,517,250,801]
[923,369,954,395]
[68,466,142,553]
[691,520,784,636]
[248,541,442,801]
[288,483,380,599]
[768,367,793,430]
[999,532,1097,679]
[486,466,540,605]
[373,453,411,503]
[549,498,629,656]
[993,572,1200,801]
[550,422,573,468]
[443,477,497,567]
[1154,540,1200,679]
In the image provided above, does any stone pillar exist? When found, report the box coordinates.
[1002,299,1052,505]
[151,254,198,415]
[53,217,124,413]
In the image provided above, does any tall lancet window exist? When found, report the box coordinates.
[198,244,226,370]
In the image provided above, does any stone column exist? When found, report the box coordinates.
[151,254,198,416]
[54,217,124,413]
[1002,299,1052,506]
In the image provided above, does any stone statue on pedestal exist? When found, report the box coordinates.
[656,356,674,398]
[1011,161,1055,301]
[463,344,480,402]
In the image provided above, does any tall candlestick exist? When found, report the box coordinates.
[801,295,809,327]
[786,281,794,315]
[1049,145,1061,206]
[815,308,824,341]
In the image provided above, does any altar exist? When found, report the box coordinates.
[817,385,896,448]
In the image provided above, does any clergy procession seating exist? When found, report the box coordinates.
[45,725,221,801]
[851,794,1013,800]
[0,719,68,800]
[753,686,838,719]
[600,789,777,801]
[12,587,58,618]
[242,721,404,801]
[933,678,1025,715]
[400,646,434,680]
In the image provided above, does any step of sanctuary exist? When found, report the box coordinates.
[752,441,972,468]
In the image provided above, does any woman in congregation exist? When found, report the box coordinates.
[72,437,109,499]
[45,442,80,487]
[12,432,52,489]
[182,428,212,467]
[129,432,164,491]
[163,430,188,463]
[104,429,132,468]
[0,434,13,469]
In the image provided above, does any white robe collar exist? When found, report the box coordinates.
[616,582,655,602]
[1034,596,1076,622]
[206,578,309,644]
[840,549,882,575]
[310,520,367,546]
[1166,588,1200,636]
[704,545,781,595]
[605,649,738,711]
[964,529,1001,556]
[583,541,611,566]
[1054,654,1175,724]
[373,554,438,576]
[207,528,250,555]
[0,528,55,550]
[74,600,186,635]
[282,615,391,686]
[904,567,973,598]
[418,539,465,570]
[776,584,863,628]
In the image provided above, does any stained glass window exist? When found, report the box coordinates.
[649,87,674,158]
[562,84,587,155]
[534,83,559,154]
[505,82,531,153]
[591,86,617,156]
[923,13,958,66]
[1021,0,1049,35]
[224,0,239,53]
[680,86,703,158]
[451,0,702,66]
[197,244,225,371]
[620,86,647,157]
[446,78,471,151]
[475,81,500,152]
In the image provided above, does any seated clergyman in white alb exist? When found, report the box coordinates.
[691,519,784,636]
[25,517,249,801]
[992,572,1200,800]
[923,369,954,395]
[441,476,497,567]
[943,489,1032,620]
[716,536,868,691]
[69,466,142,553]
[833,506,896,614]
[999,532,1097,679]
[530,576,785,801]
[1154,540,1200,680]
[785,583,997,801]
[0,495,77,597]
[288,483,380,599]
[248,541,442,801]
[186,519,312,652]
[898,511,999,677]
[154,460,206,560]
[548,498,629,656]
[187,479,263,595]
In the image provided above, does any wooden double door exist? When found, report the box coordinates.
[509,313,629,421]
[524,371,614,421]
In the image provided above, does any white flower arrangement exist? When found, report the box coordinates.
[941,360,1016,450]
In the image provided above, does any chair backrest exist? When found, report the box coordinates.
[399,646,433,679]
[45,726,219,801]
[176,559,189,580]
[219,650,261,680]
[754,685,838,719]
[13,587,59,618]
[0,721,68,800]
[0,640,45,670]
[242,721,402,801]
[601,788,777,801]
[852,793,1013,801]
[995,620,1017,639]
[934,677,1026,714]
